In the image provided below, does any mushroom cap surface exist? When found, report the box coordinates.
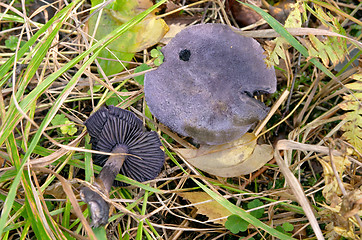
[84,106,165,185]
[144,23,277,145]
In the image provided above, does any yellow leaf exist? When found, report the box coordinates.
[133,14,169,52]
[89,0,169,75]
[351,73,362,81]
[317,156,351,204]
[340,189,362,219]
[315,5,333,22]
[344,82,362,91]
[177,133,256,164]
[342,92,362,101]
[160,23,187,44]
[308,35,329,66]
[284,0,303,28]
[264,1,304,67]
[178,192,232,224]
[334,226,359,239]
[176,133,273,177]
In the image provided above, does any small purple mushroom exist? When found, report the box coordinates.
[144,24,277,145]
[80,106,164,227]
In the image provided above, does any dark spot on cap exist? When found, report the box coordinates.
[179,49,191,61]
[144,24,276,145]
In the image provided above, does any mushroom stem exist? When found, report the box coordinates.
[82,106,165,227]
[96,145,128,194]
[80,145,128,227]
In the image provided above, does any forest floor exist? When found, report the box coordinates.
[0,0,361,239]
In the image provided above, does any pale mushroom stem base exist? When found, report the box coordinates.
[80,145,127,227]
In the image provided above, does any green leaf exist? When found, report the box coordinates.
[150,47,164,66]
[134,63,151,85]
[95,49,135,76]
[89,0,168,76]
[225,214,249,234]
[154,55,164,66]
[282,222,294,232]
[106,89,129,106]
[162,133,174,144]
[5,36,19,51]
[60,120,77,136]
[67,125,78,136]
[106,96,121,106]
[51,114,68,126]
[60,125,69,135]
[150,47,161,57]
[276,225,286,233]
[247,199,264,219]
[87,84,103,95]
[277,223,293,236]
[93,226,107,240]
[52,115,77,136]
[5,36,26,51]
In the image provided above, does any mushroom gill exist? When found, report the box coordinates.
[81,106,165,227]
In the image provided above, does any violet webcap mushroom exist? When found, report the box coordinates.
[144,23,277,145]
[80,105,165,227]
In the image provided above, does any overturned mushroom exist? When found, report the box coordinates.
[80,106,164,227]
[145,23,276,145]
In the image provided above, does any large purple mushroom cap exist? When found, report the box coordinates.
[144,24,276,145]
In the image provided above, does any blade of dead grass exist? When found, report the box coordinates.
[274,140,347,240]
[236,27,362,49]
[31,168,69,239]
[254,89,289,136]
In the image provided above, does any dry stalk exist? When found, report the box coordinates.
[273,140,344,240]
